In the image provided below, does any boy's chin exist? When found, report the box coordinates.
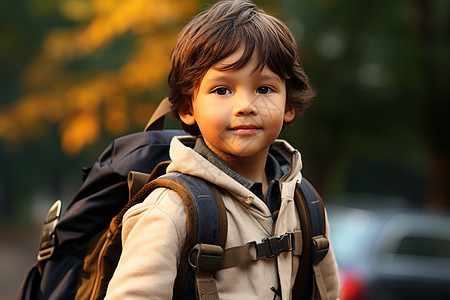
[222,145,270,160]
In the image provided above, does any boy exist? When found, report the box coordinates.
[106,0,340,299]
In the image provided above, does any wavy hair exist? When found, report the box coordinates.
[169,0,315,135]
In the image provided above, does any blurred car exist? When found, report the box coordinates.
[326,198,450,300]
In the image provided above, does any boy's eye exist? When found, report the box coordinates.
[256,86,273,95]
[214,87,231,95]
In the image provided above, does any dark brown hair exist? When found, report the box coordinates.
[169,0,315,135]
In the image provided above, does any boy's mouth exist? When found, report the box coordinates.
[228,124,262,134]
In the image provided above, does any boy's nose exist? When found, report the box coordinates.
[233,93,258,116]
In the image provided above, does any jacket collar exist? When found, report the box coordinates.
[166,136,303,212]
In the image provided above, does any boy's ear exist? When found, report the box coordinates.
[178,102,196,126]
[284,102,295,123]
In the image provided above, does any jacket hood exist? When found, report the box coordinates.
[166,136,303,214]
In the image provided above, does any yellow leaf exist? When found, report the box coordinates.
[60,113,100,155]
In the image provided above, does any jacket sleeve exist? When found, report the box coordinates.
[105,188,187,299]
[320,209,341,299]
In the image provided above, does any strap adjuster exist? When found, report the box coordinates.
[37,200,62,261]
[188,243,224,271]
[311,235,329,264]
[248,232,295,262]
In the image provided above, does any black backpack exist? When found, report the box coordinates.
[17,98,330,299]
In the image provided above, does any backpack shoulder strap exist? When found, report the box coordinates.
[127,169,227,300]
[293,178,329,300]
[159,172,227,300]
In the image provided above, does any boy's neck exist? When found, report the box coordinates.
[226,154,270,199]
[200,138,269,183]
[194,138,270,197]
[224,152,268,184]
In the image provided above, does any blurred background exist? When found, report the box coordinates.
[0,0,449,299]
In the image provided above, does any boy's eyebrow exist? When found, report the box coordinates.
[204,75,230,83]
[258,73,284,83]
[204,72,284,85]
[200,75,232,87]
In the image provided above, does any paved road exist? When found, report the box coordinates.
[0,225,40,300]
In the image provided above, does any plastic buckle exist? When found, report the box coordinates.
[37,200,62,261]
[311,235,329,264]
[188,243,224,271]
[248,232,295,262]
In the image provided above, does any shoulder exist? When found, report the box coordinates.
[124,187,184,217]
[122,187,188,242]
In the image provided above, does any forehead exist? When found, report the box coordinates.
[213,48,246,69]
[192,41,289,91]
[202,51,283,86]
[212,46,276,76]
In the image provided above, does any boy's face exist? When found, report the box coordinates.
[180,48,295,162]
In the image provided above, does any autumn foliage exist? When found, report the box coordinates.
[0,0,199,154]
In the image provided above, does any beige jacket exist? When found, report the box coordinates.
[106,136,340,299]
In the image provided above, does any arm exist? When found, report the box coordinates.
[105,188,187,299]
[320,209,341,300]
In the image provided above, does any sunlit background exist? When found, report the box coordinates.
[1,0,449,299]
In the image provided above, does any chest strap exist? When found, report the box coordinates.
[189,229,323,271]
[189,231,329,300]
